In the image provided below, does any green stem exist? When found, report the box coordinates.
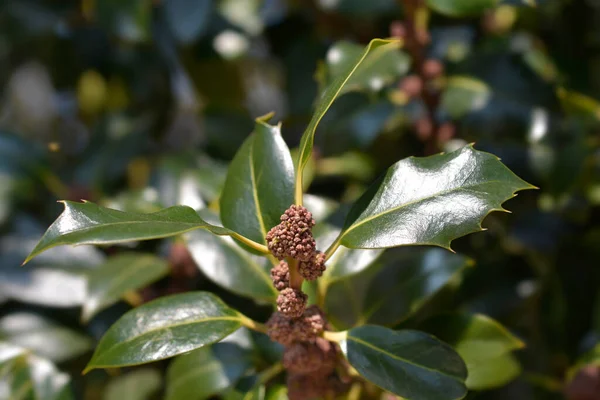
[288,258,304,290]
[322,330,348,342]
[239,315,268,333]
[324,235,342,261]
[295,177,304,206]
[257,362,284,385]
[230,232,270,255]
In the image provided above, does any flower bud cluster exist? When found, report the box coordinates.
[265,205,345,399]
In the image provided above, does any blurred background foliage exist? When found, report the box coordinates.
[0,0,599,399]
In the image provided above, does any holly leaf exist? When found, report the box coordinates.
[426,0,497,17]
[421,313,525,389]
[84,292,244,372]
[337,145,535,250]
[24,201,241,264]
[165,343,253,400]
[295,39,399,202]
[340,326,467,400]
[325,248,471,329]
[186,211,277,302]
[82,253,170,322]
[220,117,295,247]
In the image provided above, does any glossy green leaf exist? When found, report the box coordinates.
[341,326,468,400]
[426,0,497,17]
[103,369,162,400]
[441,76,491,119]
[323,41,409,94]
[337,145,535,250]
[166,343,253,400]
[0,313,92,363]
[421,313,524,389]
[25,201,235,263]
[186,211,277,302]
[84,292,244,372]
[82,253,170,322]
[325,248,471,328]
[220,118,295,246]
[295,39,399,202]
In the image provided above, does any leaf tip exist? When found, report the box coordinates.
[255,111,275,123]
[82,366,93,375]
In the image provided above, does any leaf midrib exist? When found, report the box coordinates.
[248,137,268,240]
[342,179,510,239]
[348,335,465,383]
[92,315,242,365]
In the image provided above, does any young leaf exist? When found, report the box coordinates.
[426,0,497,17]
[295,39,399,203]
[0,313,93,363]
[165,343,253,400]
[84,292,244,372]
[464,352,521,390]
[103,369,162,400]
[82,253,170,322]
[322,41,409,94]
[337,145,535,250]
[340,326,468,400]
[24,201,251,264]
[220,118,295,246]
[186,227,277,303]
[420,313,525,389]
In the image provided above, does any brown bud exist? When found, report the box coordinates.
[283,338,338,374]
[270,261,290,291]
[437,122,456,143]
[298,251,326,281]
[415,118,433,141]
[390,21,407,39]
[400,75,423,98]
[277,288,307,318]
[267,306,327,346]
[266,205,317,262]
[422,59,444,79]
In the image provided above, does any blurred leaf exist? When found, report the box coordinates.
[0,313,92,363]
[103,369,162,400]
[420,313,524,389]
[302,194,338,222]
[340,326,468,400]
[441,76,491,119]
[220,118,295,246]
[84,292,244,372]
[295,39,399,202]
[0,342,74,400]
[165,343,253,400]
[95,0,151,42]
[186,211,277,302]
[557,88,600,120]
[323,41,409,94]
[0,267,87,308]
[567,343,600,381]
[464,352,521,390]
[82,253,170,322]
[25,201,238,263]
[426,0,497,17]
[337,145,535,250]
[163,0,212,44]
[102,189,163,214]
[325,248,472,328]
